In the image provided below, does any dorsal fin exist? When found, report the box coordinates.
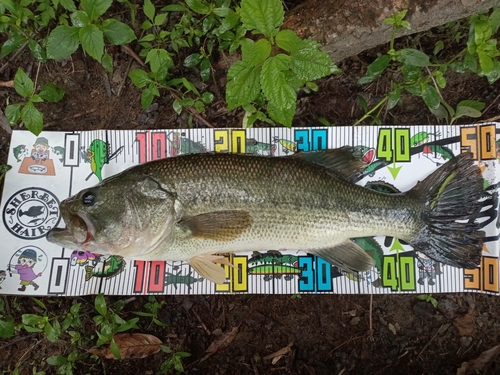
[290,147,367,182]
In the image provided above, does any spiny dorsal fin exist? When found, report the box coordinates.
[179,210,252,241]
[290,147,367,182]
[309,240,375,274]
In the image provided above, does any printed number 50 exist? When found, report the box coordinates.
[460,124,496,160]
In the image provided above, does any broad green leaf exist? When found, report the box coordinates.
[241,38,271,66]
[141,87,155,109]
[238,0,283,37]
[1,30,27,58]
[21,102,44,135]
[154,13,167,26]
[146,48,173,74]
[102,19,136,45]
[433,40,444,55]
[185,0,210,14]
[39,82,65,102]
[101,52,113,72]
[0,0,18,13]
[261,56,296,112]
[457,100,485,112]
[422,85,440,110]
[0,316,15,338]
[28,39,46,62]
[454,105,482,119]
[94,294,107,316]
[129,69,152,88]
[44,321,61,342]
[59,0,76,12]
[200,57,211,81]
[116,318,139,332]
[5,103,22,125]
[81,0,112,21]
[490,8,500,33]
[47,356,67,366]
[478,52,493,73]
[435,72,446,88]
[429,104,449,122]
[201,91,214,104]
[268,99,295,127]
[397,48,430,67]
[173,99,182,115]
[290,43,338,81]
[70,10,89,26]
[358,54,390,85]
[483,60,500,84]
[46,25,80,60]
[143,0,155,21]
[401,64,421,82]
[387,85,401,110]
[30,94,43,103]
[110,338,122,359]
[226,60,261,110]
[276,29,303,52]
[79,24,104,62]
[184,53,201,67]
[194,100,205,113]
[14,68,34,97]
[161,4,187,12]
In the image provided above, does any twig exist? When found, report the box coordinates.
[0,333,38,350]
[250,357,260,375]
[0,81,14,87]
[33,61,41,91]
[190,308,211,336]
[367,293,374,341]
[328,335,364,354]
[168,90,215,128]
[418,323,449,359]
[481,92,500,117]
[116,58,134,97]
[121,44,144,66]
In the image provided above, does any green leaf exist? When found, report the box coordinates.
[14,68,34,97]
[290,43,338,81]
[47,356,67,366]
[59,0,76,12]
[101,52,113,72]
[435,72,446,88]
[387,85,401,110]
[267,99,295,127]
[225,60,261,110]
[401,64,421,82]
[201,91,214,104]
[429,103,449,122]
[454,105,483,119]
[358,54,390,85]
[30,94,43,103]
[94,294,107,316]
[141,87,155,109]
[173,99,182,115]
[143,0,155,21]
[422,85,440,110]
[184,53,201,67]
[22,313,45,326]
[81,0,112,21]
[70,10,90,26]
[0,316,15,338]
[478,52,493,73]
[397,49,431,67]
[39,82,65,102]
[261,56,296,119]
[457,99,485,112]
[28,39,46,62]
[490,8,500,33]
[185,0,210,14]
[116,318,139,332]
[1,30,27,58]
[21,101,44,135]
[200,58,211,81]
[44,321,61,342]
[238,0,284,37]
[129,69,152,88]
[276,29,303,52]
[5,103,22,125]
[79,24,104,62]
[154,13,167,26]
[110,338,121,359]
[102,19,136,45]
[146,49,173,74]
[433,40,444,56]
[46,25,80,60]
[241,39,271,66]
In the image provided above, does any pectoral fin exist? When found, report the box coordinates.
[189,254,233,284]
[179,210,252,241]
[310,240,375,273]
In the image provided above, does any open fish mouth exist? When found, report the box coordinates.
[46,211,94,249]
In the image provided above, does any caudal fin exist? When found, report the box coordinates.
[409,152,491,269]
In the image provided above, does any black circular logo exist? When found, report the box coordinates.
[3,187,61,240]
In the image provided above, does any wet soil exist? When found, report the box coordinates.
[1,3,500,375]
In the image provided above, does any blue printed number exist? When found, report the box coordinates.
[295,129,328,152]
[298,256,333,292]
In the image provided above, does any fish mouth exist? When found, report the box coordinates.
[46,210,95,250]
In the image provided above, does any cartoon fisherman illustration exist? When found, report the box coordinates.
[12,249,42,291]
[31,137,50,163]
[416,252,441,286]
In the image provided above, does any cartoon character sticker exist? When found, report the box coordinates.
[15,137,64,176]
[81,139,124,181]
[7,246,48,292]
[416,252,442,286]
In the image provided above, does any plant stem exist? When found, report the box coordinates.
[353,96,388,126]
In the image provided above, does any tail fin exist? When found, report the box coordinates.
[409,152,488,269]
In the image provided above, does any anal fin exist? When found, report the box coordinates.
[189,254,234,284]
[309,240,375,273]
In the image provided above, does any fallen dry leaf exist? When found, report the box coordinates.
[199,326,239,363]
[264,342,293,364]
[89,333,162,359]
[457,344,500,375]
[453,313,475,336]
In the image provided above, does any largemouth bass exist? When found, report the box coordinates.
[47,149,488,284]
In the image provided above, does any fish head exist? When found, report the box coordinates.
[47,173,177,258]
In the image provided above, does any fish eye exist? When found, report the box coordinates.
[82,191,95,205]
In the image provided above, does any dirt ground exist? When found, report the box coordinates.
[2,2,500,375]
